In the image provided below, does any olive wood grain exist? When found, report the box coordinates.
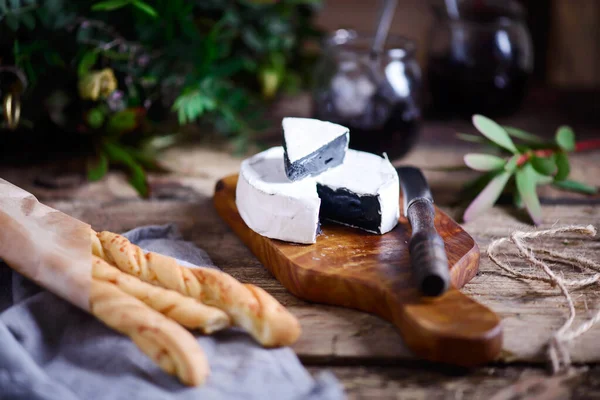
[213,174,502,367]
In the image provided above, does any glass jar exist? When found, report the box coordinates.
[312,29,422,161]
[426,0,534,117]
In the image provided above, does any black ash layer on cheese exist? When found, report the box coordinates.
[316,185,383,234]
[314,149,400,235]
[283,134,348,181]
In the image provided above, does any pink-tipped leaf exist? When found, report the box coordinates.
[464,153,506,171]
[515,164,542,225]
[472,115,518,154]
[463,171,512,222]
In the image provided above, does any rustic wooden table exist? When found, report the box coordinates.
[2,91,599,399]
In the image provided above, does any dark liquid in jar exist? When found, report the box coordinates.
[427,58,529,117]
[313,94,420,160]
[427,8,530,117]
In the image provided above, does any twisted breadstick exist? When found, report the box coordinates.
[92,256,231,333]
[95,231,301,347]
[91,229,106,259]
[90,279,208,386]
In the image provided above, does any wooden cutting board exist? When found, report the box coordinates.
[213,174,502,367]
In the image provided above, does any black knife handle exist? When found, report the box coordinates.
[406,198,450,297]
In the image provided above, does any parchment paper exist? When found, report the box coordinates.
[0,178,91,311]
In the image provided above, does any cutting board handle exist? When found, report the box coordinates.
[393,288,502,367]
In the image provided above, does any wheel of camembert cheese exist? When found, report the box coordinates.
[236,146,321,244]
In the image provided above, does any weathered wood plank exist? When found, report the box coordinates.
[309,365,600,400]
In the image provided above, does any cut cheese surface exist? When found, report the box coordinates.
[282,117,349,181]
[236,147,321,244]
[316,150,400,234]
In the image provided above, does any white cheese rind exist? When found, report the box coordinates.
[377,169,400,234]
[317,149,400,234]
[283,117,349,163]
[236,147,320,244]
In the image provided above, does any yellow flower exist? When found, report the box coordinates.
[78,68,118,101]
[259,67,280,99]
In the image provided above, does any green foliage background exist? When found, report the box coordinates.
[0,0,322,195]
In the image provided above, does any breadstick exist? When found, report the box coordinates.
[91,229,106,259]
[90,279,209,386]
[92,256,230,333]
[131,334,175,374]
[95,231,301,347]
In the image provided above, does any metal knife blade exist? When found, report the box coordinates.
[396,166,450,297]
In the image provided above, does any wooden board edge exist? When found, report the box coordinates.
[450,239,480,289]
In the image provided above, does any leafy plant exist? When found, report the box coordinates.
[461,115,599,225]
[0,0,323,196]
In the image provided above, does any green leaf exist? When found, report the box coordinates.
[5,14,19,31]
[461,171,497,201]
[555,126,575,152]
[513,190,524,209]
[554,152,570,181]
[86,108,105,129]
[127,148,163,171]
[78,51,98,77]
[457,132,490,144]
[472,115,518,154]
[125,163,148,197]
[503,126,546,145]
[282,71,302,95]
[21,12,35,30]
[463,171,512,222]
[103,142,149,197]
[87,152,109,181]
[107,110,137,134]
[92,0,131,11]
[553,180,598,195]
[530,155,557,176]
[132,0,158,17]
[516,164,542,225]
[172,89,216,125]
[533,170,554,185]
[464,153,506,171]
[504,155,519,173]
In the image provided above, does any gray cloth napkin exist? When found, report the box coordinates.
[0,224,345,400]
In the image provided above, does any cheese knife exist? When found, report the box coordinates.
[396,166,450,297]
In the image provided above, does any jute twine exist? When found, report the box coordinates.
[487,224,599,374]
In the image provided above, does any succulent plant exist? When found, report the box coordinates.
[460,115,599,225]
